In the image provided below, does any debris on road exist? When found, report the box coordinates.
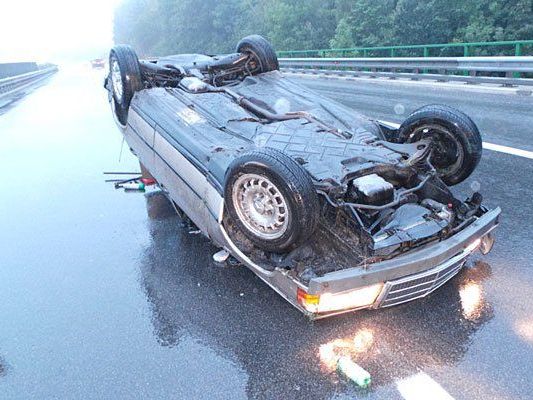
[140,177,157,186]
[121,182,145,191]
[112,178,143,190]
[337,356,371,388]
[213,249,230,263]
[104,171,157,192]
[103,171,141,175]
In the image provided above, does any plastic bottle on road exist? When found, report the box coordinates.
[337,356,371,388]
[122,182,145,191]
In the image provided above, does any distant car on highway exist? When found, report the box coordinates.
[104,35,500,319]
[91,58,105,69]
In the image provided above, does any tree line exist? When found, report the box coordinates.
[114,0,533,56]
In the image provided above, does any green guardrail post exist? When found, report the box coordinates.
[463,45,470,75]
[390,48,395,57]
[514,43,522,77]
[422,47,429,73]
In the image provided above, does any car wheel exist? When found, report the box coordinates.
[236,35,279,74]
[398,104,482,186]
[224,148,319,253]
[109,45,143,126]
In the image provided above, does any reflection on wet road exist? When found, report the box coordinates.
[0,66,532,399]
[142,191,496,398]
[0,356,7,377]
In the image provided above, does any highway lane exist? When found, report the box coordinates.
[289,74,533,153]
[0,68,532,399]
[0,77,54,113]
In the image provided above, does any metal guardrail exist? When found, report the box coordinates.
[279,56,533,86]
[278,39,533,58]
[0,67,58,99]
[0,62,40,79]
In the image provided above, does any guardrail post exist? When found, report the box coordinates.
[514,44,522,78]
[437,69,447,82]
[463,46,470,76]
[505,71,516,87]
[466,69,478,85]
[422,47,429,73]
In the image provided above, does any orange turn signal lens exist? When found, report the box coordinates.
[297,287,320,312]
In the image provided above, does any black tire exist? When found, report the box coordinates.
[398,104,482,186]
[109,45,143,126]
[236,35,279,73]
[224,147,319,253]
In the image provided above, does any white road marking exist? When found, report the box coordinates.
[379,120,533,160]
[378,120,401,129]
[481,141,533,160]
[396,372,455,400]
[288,73,533,159]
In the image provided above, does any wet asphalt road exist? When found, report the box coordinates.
[290,74,533,152]
[1,67,533,399]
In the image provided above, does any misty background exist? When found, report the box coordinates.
[114,0,533,56]
[0,0,120,63]
[0,0,531,63]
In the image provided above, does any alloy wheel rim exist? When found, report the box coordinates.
[232,173,289,240]
[111,59,123,102]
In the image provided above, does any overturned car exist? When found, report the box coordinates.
[105,35,500,318]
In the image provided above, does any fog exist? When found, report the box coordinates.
[0,0,121,63]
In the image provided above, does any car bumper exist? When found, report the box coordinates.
[300,207,501,319]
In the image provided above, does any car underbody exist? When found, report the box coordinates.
[129,72,491,274]
[106,35,500,317]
